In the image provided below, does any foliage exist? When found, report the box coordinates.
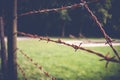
[111,0,120,31]
[59,10,71,21]
[17,0,120,37]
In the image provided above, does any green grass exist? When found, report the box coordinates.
[17,39,120,80]
[1,38,120,80]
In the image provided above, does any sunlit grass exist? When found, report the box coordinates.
[0,38,120,80]
[16,38,120,80]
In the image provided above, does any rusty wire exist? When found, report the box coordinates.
[19,2,86,16]
[81,0,120,61]
[17,63,28,80]
[16,1,120,79]
[17,32,120,64]
[18,49,56,80]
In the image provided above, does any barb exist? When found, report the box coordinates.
[17,63,27,80]
[18,32,120,64]
[18,49,56,80]
[81,0,120,61]
[19,2,86,16]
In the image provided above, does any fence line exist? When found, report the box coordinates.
[17,32,120,65]
[19,0,100,17]
[18,0,120,62]
[81,0,120,61]
[15,0,120,79]
[18,49,56,80]
[19,2,86,16]
[17,63,27,80]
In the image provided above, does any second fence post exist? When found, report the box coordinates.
[5,0,18,80]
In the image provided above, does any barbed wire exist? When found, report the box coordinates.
[18,49,56,80]
[19,2,87,16]
[18,0,100,16]
[18,32,120,66]
[17,63,27,80]
[81,0,120,61]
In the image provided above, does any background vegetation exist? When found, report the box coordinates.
[17,0,120,38]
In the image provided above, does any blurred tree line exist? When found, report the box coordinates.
[17,0,120,38]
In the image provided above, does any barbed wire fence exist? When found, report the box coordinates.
[17,1,90,80]
[17,49,56,80]
[1,0,119,80]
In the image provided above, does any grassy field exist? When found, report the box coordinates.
[16,38,120,80]
[1,38,120,80]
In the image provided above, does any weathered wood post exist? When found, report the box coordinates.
[0,1,8,80]
[5,0,18,80]
[0,18,8,80]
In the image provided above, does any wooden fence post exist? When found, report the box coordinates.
[4,0,18,80]
[0,1,8,80]
[0,17,8,80]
